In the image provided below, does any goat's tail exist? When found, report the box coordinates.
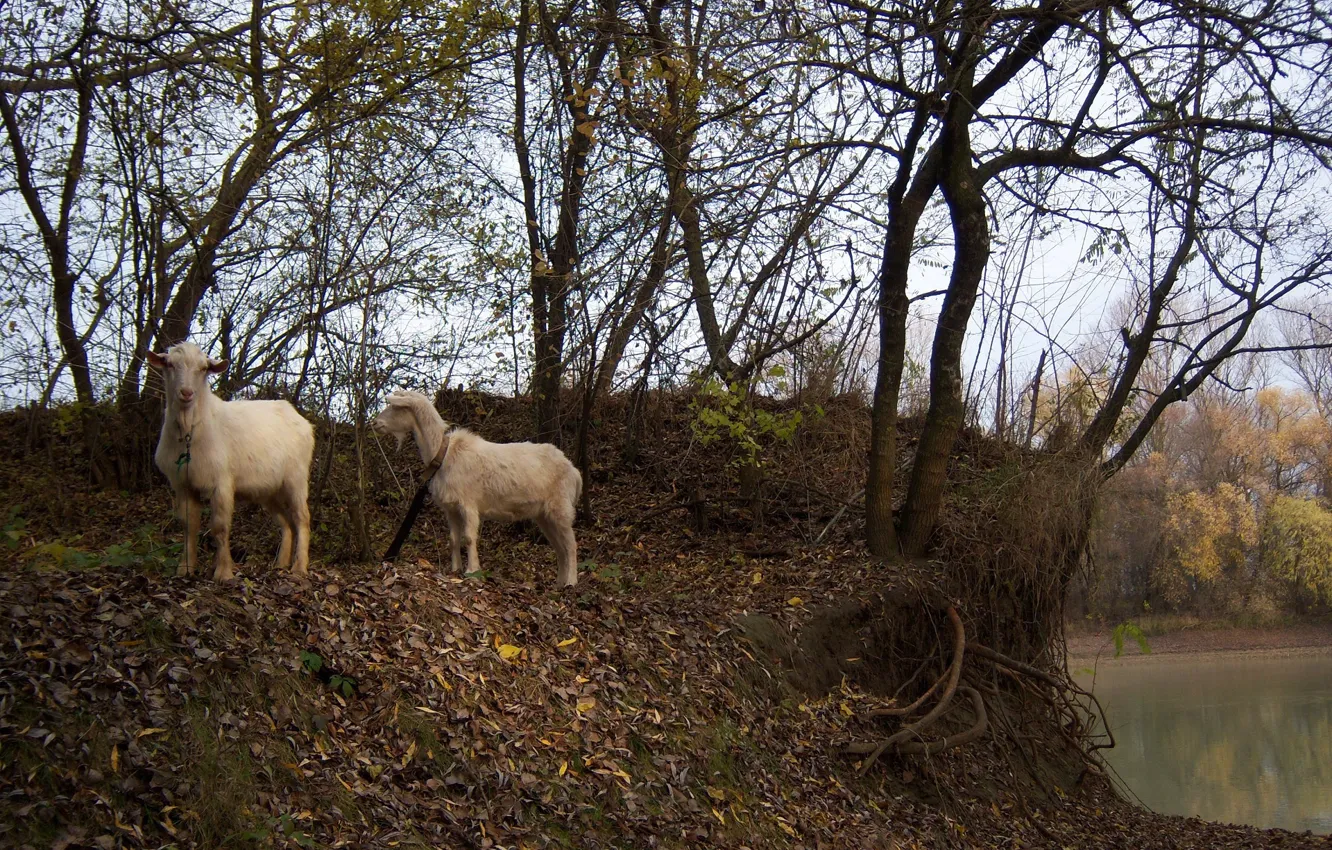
[570,466,587,527]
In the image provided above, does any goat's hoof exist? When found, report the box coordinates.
[213,568,237,582]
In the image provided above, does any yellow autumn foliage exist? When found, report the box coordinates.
[1261,496,1332,603]
[1029,367,1117,447]
[1094,385,1332,614]
[1253,388,1332,490]
[1156,484,1257,605]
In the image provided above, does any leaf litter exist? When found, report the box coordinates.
[2,554,1327,850]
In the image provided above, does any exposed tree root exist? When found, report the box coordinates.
[966,642,1062,689]
[867,666,947,718]
[848,605,966,773]
[967,640,1115,752]
[848,685,988,759]
[845,608,1111,773]
[893,686,987,755]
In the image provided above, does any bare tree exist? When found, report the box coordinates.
[820,0,1332,558]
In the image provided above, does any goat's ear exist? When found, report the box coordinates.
[146,351,168,370]
[207,358,227,374]
[386,392,411,407]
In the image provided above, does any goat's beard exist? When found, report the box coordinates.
[173,400,200,435]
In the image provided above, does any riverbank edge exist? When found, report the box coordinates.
[1067,622,1332,667]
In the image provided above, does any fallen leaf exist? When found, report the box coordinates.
[498,644,522,661]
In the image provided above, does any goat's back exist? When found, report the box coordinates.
[436,430,578,522]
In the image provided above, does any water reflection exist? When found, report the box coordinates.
[1079,653,1332,834]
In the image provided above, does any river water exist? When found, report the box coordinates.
[1079,652,1332,834]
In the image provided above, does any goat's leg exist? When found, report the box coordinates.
[268,498,293,568]
[446,509,464,574]
[288,481,311,578]
[459,507,481,575]
[538,514,579,587]
[178,491,202,576]
[210,484,238,582]
[554,521,579,587]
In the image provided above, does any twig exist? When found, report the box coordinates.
[631,491,688,523]
[814,487,865,544]
[889,655,935,703]
[631,492,760,524]
[372,433,405,496]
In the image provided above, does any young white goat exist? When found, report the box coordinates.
[148,342,315,581]
[372,390,583,586]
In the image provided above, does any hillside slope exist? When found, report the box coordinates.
[2,397,1327,848]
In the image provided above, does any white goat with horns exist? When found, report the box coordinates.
[372,390,583,587]
[149,342,315,581]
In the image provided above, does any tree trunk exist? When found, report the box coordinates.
[521,0,618,444]
[51,268,97,406]
[865,246,911,557]
[574,354,597,523]
[530,269,567,443]
[898,117,990,557]
[157,129,277,346]
[351,426,374,563]
[739,461,763,529]
[1025,349,1046,450]
[594,202,673,401]
[864,128,941,558]
[669,161,737,380]
[1,76,111,483]
[622,325,660,467]
[0,79,96,406]
[159,0,278,347]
